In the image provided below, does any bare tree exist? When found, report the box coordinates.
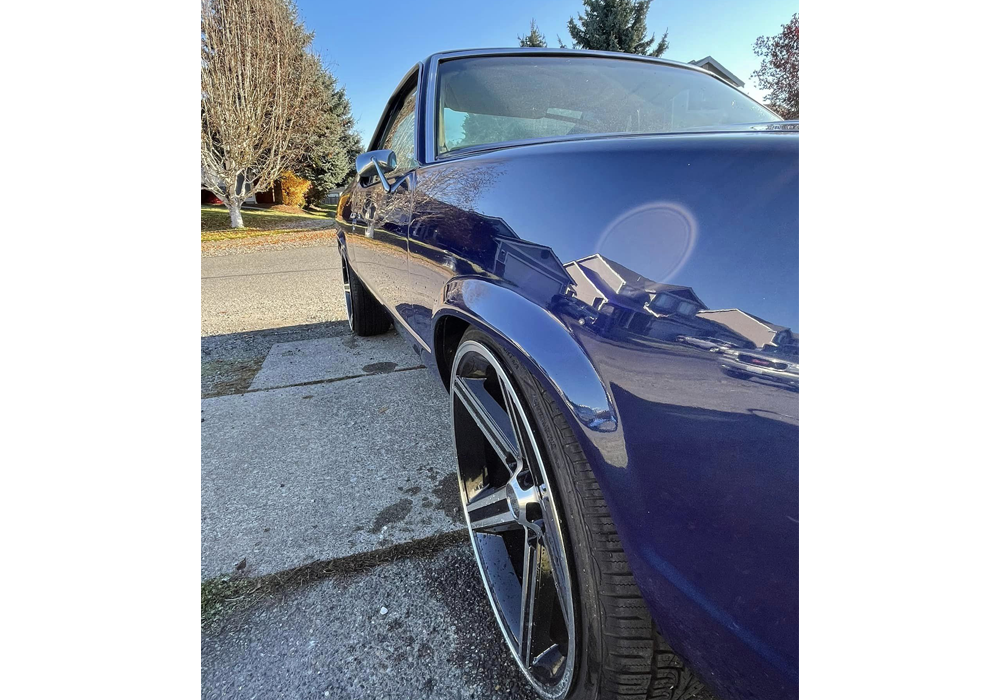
[201,0,322,227]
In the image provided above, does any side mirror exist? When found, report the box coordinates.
[356,149,397,192]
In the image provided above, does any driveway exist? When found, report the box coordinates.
[201,245,537,699]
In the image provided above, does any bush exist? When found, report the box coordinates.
[277,171,311,208]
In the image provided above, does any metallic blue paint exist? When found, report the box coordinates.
[431,278,626,470]
[337,49,798,700]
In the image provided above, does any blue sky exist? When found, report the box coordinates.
[295,0,798,146]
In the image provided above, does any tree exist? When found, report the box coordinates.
[518,19,547,48]
[338,128,365,187]
[299,68,364,206]
[459,114,523,149]
[330,85,364,187]
[201,0,324,228]
[298,68,343,206]
[750,13,799,120]
[563,0,668,56]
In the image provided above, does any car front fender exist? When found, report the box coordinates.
[431,276,628,472]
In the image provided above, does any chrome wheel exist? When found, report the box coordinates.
[341,254,354,331]
[451,339,576,699]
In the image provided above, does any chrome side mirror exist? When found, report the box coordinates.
[356,149,397,192]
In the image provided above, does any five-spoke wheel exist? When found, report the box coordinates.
[452,338,576,699]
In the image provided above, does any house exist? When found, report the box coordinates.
[557,260,800,353]
[688,56,745,89]
[695,309,794,351]
[252,182,282,205]
[567,254,706,311]
[563,254,726,341]
[494,236,574,302]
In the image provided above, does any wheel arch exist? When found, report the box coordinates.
[431,277,628,472]
[432,313,470,391]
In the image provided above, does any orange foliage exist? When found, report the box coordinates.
[277,171,311,208]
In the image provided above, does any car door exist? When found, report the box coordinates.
[350,84,418,321]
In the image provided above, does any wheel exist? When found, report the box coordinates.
[340,252,391,336]
[450,328,704,700]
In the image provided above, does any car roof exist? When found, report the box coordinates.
[420,47,759,111]
[425,46,713,75]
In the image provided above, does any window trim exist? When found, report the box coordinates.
[376,85,417,152]
[367,64,425,173]
[370,86,418,184]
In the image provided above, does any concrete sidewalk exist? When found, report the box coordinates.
[201,358,460,580]
[201,245,536,699]
[202,543,536,700]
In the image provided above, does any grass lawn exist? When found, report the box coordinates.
[201,204,337,241]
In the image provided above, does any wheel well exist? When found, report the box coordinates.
[433,315,470,389]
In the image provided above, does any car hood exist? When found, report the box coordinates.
[419,130,799,333]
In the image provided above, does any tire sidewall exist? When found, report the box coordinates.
[340,250,355,331]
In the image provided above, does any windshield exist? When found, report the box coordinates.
[438,55,778,155]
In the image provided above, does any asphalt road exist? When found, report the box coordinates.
[201,245,537,699]
[202,246,343,336]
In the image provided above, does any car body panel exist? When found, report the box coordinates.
[336,49,798,700]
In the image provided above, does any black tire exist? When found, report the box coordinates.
[341,253,392,336]
[457,328,705,700]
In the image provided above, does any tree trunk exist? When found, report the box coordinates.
[226,200,244,228]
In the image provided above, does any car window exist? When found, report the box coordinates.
[438,56,778,154]
[378,86,418,174]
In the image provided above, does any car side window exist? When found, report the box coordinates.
[378,86,418,175]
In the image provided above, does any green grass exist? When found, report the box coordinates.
[310,203,339,216]
[201,575,256,626]
[201,204,335,237]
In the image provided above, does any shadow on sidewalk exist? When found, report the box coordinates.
[202,321,352,398]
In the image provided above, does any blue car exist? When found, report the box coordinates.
[336,48,798,700]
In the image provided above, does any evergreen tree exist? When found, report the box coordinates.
[564,0,668,57]
[331,84,365,186]
[300,68,364,205]
[518,19,547,47]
